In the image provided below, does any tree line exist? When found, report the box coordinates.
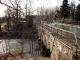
[0,0,80,26]
[59,0,80,21]
[34,0,80,22]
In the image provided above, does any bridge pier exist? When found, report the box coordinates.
[38,38,51,58]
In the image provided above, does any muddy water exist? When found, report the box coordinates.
[0,39,41,58]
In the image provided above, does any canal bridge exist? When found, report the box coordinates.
[37,21,80,60]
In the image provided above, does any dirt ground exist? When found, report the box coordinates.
[19,58,53,60]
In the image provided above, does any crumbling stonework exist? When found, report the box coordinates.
[37,25,79,60]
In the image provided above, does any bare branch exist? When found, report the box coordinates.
[7,0,15,8]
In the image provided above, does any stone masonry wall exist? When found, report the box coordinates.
[37,26,73,60]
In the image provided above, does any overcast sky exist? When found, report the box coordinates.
[0,0,80,17]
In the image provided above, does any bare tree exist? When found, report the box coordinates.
[36,7,55,22]
[39,7,45,20]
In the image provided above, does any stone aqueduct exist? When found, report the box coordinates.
[37,22,80,60]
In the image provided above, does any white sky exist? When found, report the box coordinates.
[0,0,80,17]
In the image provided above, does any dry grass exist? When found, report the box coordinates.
[19,58,53,60]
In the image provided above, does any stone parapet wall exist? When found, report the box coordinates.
[37,24,80,60]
